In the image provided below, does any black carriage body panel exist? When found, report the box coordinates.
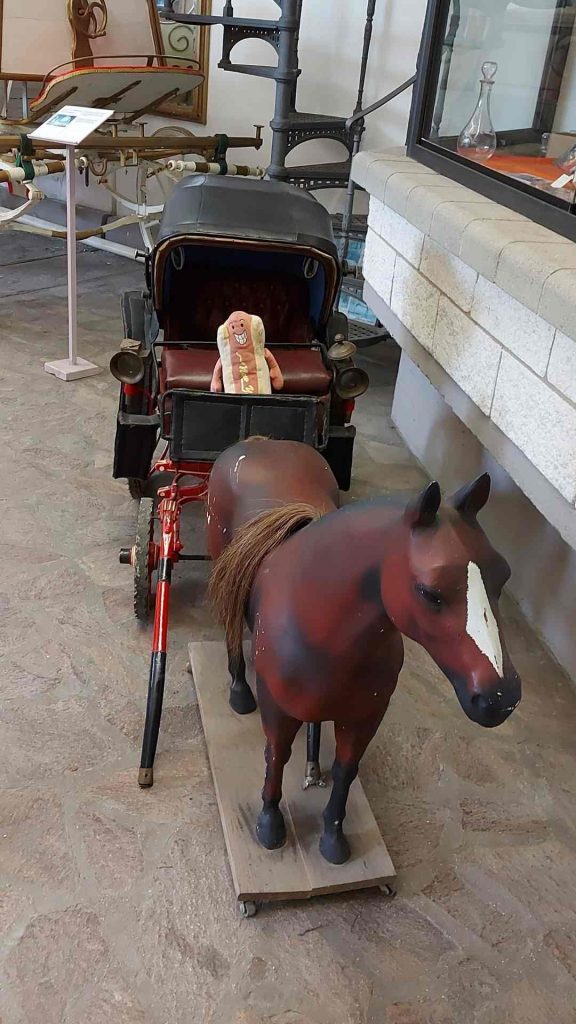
[161,390,328,463]
[113,407,159,480]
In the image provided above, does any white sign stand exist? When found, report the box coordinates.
[29,105,114,382]
[44,146,102,380]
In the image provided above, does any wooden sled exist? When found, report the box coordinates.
[6,60,204,126]
[189,642,396,918]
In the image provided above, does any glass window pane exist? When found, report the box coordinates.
[423,0,576,205]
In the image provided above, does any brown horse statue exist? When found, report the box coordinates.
[208,438,521,865]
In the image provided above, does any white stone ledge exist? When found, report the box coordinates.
[420,237,477,312]
[539,270,576,338]
[364,281,576,547]
[353,148,576,341]
[430,200,525,257]
[390,257,440,352]
[548,331,576,405]
[363,228,396,305]
[460,220,562,280]
[407,184,480,234]
[470,277,555,378]
[368,198,424,267]
[492,354,576,503]
[432,296,502,416]
[365,208,560,380]
[363,244,576,499]
[357,147,576,512]
[495,242,576,315]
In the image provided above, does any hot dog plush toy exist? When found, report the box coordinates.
[210,311,284,395]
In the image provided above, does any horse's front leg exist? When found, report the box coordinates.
[320,711,387,864]
[256,680,302,850]
[227,645,257,715]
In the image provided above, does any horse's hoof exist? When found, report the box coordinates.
[319,830,351,865]
[256,807,286,850]
[229,683,257,715]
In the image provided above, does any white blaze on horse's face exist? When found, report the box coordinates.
[466,561,503,677]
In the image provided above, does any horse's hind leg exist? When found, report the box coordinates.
[320,715,385,865]
[256,681,302,850]
[303,723,325,788]
[227,645,257,715]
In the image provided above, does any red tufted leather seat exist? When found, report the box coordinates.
[161,345,332,395]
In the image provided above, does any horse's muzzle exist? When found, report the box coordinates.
[445,670,521,728]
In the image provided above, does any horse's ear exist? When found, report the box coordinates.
[451,473,491,519]
[405,481,441,529]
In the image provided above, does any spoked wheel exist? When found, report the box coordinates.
[128,478,144,501]
[134,498,155,621]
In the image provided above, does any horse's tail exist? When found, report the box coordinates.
[208,502,322,657]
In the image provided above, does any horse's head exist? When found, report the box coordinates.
[381,475,521,728]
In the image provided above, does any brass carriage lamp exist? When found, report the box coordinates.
[327,334,369,400]
[110,337,146,385]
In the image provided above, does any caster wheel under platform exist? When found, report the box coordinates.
[238,900,258,919]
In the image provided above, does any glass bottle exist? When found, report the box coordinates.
[457,61,498,163]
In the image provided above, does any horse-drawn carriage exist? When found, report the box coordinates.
[112,175,521,893]
[112,174,370,786]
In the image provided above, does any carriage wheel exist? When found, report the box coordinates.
[134,498,155,621]
[128,478,144,501]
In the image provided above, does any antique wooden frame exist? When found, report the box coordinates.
[149,0,211,124]
[0,0,209,121]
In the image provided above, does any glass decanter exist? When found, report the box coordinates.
[457,61,498,163]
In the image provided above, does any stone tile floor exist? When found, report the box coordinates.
[1,236,576,1023]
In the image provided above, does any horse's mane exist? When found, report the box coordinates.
[209,503,323,657]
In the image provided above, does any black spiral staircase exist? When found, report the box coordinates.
[165,0,360,190]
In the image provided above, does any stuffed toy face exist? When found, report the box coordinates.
[213,310,279,395]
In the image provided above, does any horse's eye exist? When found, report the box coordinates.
[416,584,444,610]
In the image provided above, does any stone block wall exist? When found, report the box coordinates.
[355,151,576,507]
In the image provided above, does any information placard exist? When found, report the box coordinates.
[29,105,113,146]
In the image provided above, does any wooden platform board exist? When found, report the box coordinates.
[189,642,396,905]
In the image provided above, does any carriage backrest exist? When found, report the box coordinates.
[163,267,314,344]
[152,176,341,337]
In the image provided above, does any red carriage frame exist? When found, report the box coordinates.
[120,452,211,787]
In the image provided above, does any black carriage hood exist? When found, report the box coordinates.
[155,174,339,257]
